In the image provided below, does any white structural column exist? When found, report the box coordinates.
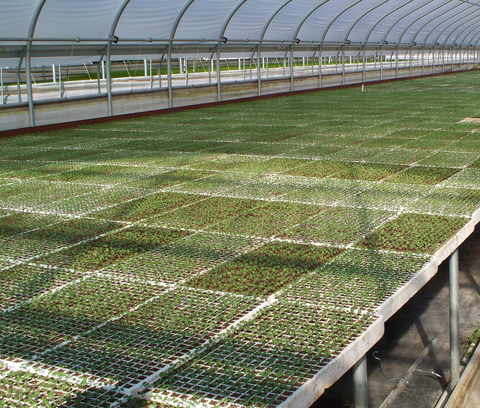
[353,355,368,408]
[449,248,460,391]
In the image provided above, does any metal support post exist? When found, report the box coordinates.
[209,52,214,84]
[452,46,454,71]
[257,45,261,96]
[58,64,62,98]
[26,42,35,126]
[52,64,56,83]
[318,46,322,88]
[353,355,368,408]
[395,46,399,78]
[96,57,103,94]
[290,45,294,92]
[362,46,366,83]
[249,56,252,80]
[106,44,113,116]
[216,43,221,101]
[158,55,163,88]
[149,59,153,89]
[167,42,173,108]
[409,46,413,77]
[442,47,445,72]
[16,60,22,103]
[185,58,188,86]
[0,67,3,104]
[342,45,346,85]
[380,45,384,80]
[449,249,460,391]
[432,48,435,74]
[421,46,424,75]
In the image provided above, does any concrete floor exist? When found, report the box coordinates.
[312,226,480,408]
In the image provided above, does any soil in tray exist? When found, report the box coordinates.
[91,192,203,222]
[385,166,460,185]
[210,201,325,238]
[359,213,468,254]
[285,161,405,181]
[38,226,190,270]
[188,242,343,297]
[124,169,215,190]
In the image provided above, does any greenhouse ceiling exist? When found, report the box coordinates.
[2,0,480,69]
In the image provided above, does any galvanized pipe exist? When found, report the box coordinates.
[25,43,35,126]
[106,45,113,116]
[257,45,262,96]
[167,42,173,108]
[0,67,3,104]
[353,354,368,408]
[318,46,322,87]
[449,248,460,391]
[58,64,62,99]
[362,46,366,83]
[216,42,221,101]
[395,45,399,78]
[16,60,22,103]
[290,44,294,92]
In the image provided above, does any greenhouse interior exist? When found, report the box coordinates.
[1,1,480,407]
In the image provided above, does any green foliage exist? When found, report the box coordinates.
[188,243,342,297]
[385,166,460,185]
[360,213,467,253]
[2,71,480,407]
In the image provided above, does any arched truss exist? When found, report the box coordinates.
[3,0,480,64]
[2,0,480,126]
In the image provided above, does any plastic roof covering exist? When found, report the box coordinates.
[1,0,480,69]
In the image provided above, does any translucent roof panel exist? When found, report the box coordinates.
[263,0,325,42]
[0,0,39,44]
[224,0,286,41]
[2,0,480,70]
[414,2,476,45]
[440,11,480,46]
[175,0,241,40]
[115,0,190,40]
[294,0,350,43]
[345,1,416,44]
[34,0,125,40]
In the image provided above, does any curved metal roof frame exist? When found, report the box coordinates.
[363,1,415,45]
[397,0,453,45]
[320,0,364,43]
[446,9,480,44]
[423,3,477,44]
[343,0,390,43]
[412,1,467,44]
[446,11,480,45]
[2,0,480,70]
[460,18,480,45]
